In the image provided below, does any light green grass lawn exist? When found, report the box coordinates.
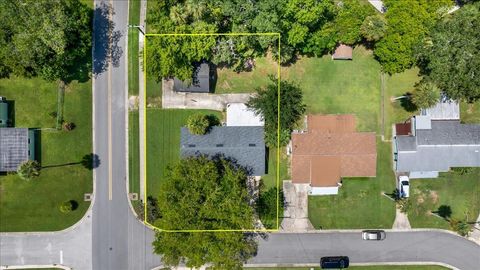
[145,109,223,197]
[128,0,141,96]
[308,140,396,229]
[283,46,382,132]
[383,68,421,138]
[215,56,278,94]
[0,77,92,232]
[408,168,480,229]
[129,112,140,195]
[246,266,449,270]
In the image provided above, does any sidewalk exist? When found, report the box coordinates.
[138,0,146,201]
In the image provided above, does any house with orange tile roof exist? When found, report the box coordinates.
[290,114,377,195]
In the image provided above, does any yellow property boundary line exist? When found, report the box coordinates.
[143,33,281,232]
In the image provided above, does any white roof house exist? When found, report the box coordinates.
[226,103,264,127]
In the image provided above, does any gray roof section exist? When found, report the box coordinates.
[180,126,266,176]
[0,128,29,172]
[416,120,480,145]
[395,120,480,172]
[173,63,210,93]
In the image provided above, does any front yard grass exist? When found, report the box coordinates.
[408,168,480,229]
[0,77,92,232]
[308,140,396,229]
[145,109,223,197]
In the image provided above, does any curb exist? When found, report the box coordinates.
[1,264,71,270]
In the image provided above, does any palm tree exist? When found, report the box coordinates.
[17,160,41,180]
[412,80,441,109]
[169,5,188,25]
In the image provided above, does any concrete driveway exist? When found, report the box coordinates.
[161,79,252,111]
[281,181,314,231]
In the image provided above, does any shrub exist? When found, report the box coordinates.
[59,200,78,213]
[17,160,41,180]
[397,198,412,214]
[187,113,210,135]
[63,122,76,131]
[449,218,471,237]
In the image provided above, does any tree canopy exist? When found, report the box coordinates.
[0,0,92,82]
[374,0,453,74]
[416,2,480,102]
[152,156,257,269]
[411,79,441,109]
[247,77,306,147]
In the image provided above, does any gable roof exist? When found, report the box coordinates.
[395,120,480,172]
[0,128,29,172]
[180,126,266,176]
[292,115,377,187]
[332,44,353,60]
[173,63,210,93]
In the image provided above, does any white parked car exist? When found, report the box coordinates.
[398,175,410,198]
[362,230,386,240]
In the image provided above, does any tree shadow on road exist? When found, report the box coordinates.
[93,1,123,77]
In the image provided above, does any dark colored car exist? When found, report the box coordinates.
[320,256,349,269]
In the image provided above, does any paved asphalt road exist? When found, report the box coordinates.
[1,1,480,270]
[251,231,480,269]
[91,0,160,269]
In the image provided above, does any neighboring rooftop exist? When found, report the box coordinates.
[332,44,353,60]
[395,119,480,172]
[368,0,386,13]
[0,128,29,172]
[180,126,266,176]
[291,115,377,188]
[173,63,211,93]
[226,103,264,127]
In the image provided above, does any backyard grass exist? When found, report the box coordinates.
[0,77,92,232]
[308,140,396,229]
[460,100,480,124]
[215,56,278,94]
[128,0,140,96]
[246,266,449,270]
[283,46,382,132]
[408,168,480,229]
[383,68,421,138]
[145,109,223,197]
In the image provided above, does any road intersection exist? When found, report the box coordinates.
[1,1,479,270]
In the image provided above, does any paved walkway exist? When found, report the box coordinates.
[137,0,146,202]
[392,208,412,230]
[281,181,314,232]
[468,211,480,245]
[162,79,252,111]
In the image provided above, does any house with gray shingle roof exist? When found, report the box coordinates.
[393,100,480,178]
[0,128,35,172]
[180,126,266,176]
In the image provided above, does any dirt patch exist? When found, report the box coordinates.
[129,96,138,110]
[146,97,161,108]
[429,190,439,204]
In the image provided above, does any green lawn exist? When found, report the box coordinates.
[129,111,140,195]
[283,46,382,132]
[146,109,223,197]
[215,56,278,94]
[383,68,421,138]
[408,168,480,229]
[308,140,396,229]
[128,0,141,96]
[0,77,92,232]
[460,100,480,124]
[246,266,449,270]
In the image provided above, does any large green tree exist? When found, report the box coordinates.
[361,14,388,42]
[0,0,92,82]
[153,156,257,269]
[247,77,306,147]
[417,2,480,102]
[374,0,453,74]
